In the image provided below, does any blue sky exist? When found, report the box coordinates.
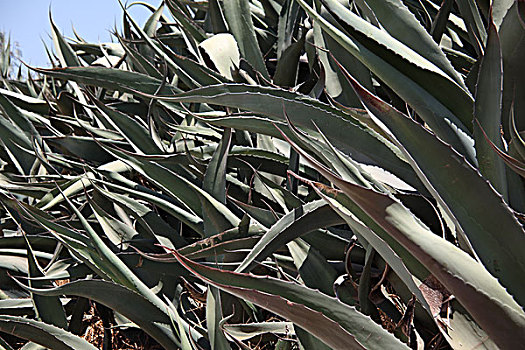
[0,0,162,68]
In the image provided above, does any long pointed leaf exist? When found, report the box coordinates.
[18,279,181,349]
[276,121,525,350]
[141,83,422,189]
[339,64,525,308]
[223,0,270,78]
[473,20,507,198]
[236,200,344,272]
[169,249,409,350]
[297,0,476,163]
[0,315,96,350]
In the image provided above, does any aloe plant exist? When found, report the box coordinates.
[0,0,524,349]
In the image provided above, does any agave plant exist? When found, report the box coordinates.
[0,0,524,349]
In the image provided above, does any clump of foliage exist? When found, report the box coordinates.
[0,32,23,79]
[0,0,524,349]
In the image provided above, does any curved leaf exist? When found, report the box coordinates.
[0,315,96,350]
[142,83,422,189]
[277,121,525,350]
[32,66,181,96]
[340,66,525,308]
[473,20,507,198]
[98,143,240,236]
[236,200,344,272]
[169,249,409,350]
[298,0,476,163]
[363,0,466,88]
[18,280,181,349]
[223,0,269,78]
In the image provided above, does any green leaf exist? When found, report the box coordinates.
[206,287,230,350]
[198,33,240,81]
[207,0,228,34]
[24,235,68,330]
[232,198,348,261]
[143,2,164,37]
[0,97,36,175]
[164,298,194,350]
[283,127,427,278]
[91,97,162,155]
[297,177,432,314]
[287,238,338,296]
[483,132,525,178]
[98,144,240,236]
[455,0,487,55]
[274,36,304,87]
[314,18,372,107]
[340,67,525,308]
[294,325,332,350]
[92,183,187,248]
[49,12,81,67]
[181,236,261,261]
[363,0,466,89]
[500,1,525,147]
[287,124,374,189]
[93,177,204,235]
[145,83,421,189]
[169,249,409,350]
[32,66,180,96]
[222,321,294,341]
[89,199,138,248]
[57,188,170,310]
[202,127,232,348]
[203,127,232,238]
[122,0,224,88]
[277,0,302,60]
[117,34,163,79]
[165,0,207,42]
[38,174,94,211]
[45,137,116,164]
[18,280,181,349]
[297,0,476,163]
[1,194,107,278]
[0,93,40,140]
[0,88,51,115]
[473,19,507,199]
[492,0,514,29]
[223,0,270,78]
[204,128,232,205]
[0,316,97,350]
[236,200,344,273]
[277,122,525,350]
[443,301,499,350]
[357,245,377,317]
[429,0,455,43]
